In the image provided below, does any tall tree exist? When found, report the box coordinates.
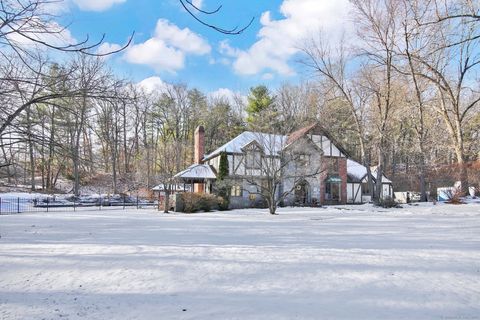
[246,85,276,131]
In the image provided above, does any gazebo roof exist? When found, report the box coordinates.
[174,164,217,182]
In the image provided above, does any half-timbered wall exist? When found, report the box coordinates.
[310,134,345,158]
[202,126,391,208]
[347,183,362,203]
[282,138,323,205]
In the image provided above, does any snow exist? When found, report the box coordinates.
[347,159,368,181]
[0,192,51,199]
[174,164,217,180]
[1,202,480,319]
[204,131,287,160]
[370,166,393,184]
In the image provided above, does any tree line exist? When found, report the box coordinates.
[0,0,478,200]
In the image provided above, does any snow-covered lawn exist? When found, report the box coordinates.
[1,203,479,320]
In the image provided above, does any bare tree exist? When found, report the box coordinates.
[0,0,132,56]
[416,0,480,48]
[243,132,323,215]
[155,140,183,213]
[403,0,480,193]
[179,0,254,35]
[301,37,376,201]
[349,0,401,203]
[0,0,132,145]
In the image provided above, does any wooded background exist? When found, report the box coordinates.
[1,0,479,198]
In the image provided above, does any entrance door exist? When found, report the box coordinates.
[295,181,310,205]
[325,180,341,204]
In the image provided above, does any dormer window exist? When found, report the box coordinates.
[246,151,261,169]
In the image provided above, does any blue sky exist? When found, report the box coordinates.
[57,0,352,96]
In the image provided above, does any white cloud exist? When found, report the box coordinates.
[42,1,70,14]
[262,73,274,80]
[96,42,122,56]
[72,0,126,11]
[218,40,240,57]
[192,0,203,9]
[137,76,167,94]
[208,88,246,106]
[229,0,353,76]
[7,20,77,50]
[124,19,211,73]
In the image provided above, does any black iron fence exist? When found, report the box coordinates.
[0,196,158,214]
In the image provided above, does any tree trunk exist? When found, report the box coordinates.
[73,147,80,196]
[123,102,129,174]
[418,148,428,202]
[268,194,277,214]
[46,106,55,190]
[374,152,384,204]
[40,119,46,190]
[112,146,118,195]
[26,106,36,191]
[1,139,12,183]
[164,189,170,213]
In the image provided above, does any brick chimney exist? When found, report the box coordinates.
[194,125,205,164]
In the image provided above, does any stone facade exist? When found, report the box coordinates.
[192,123,391,208]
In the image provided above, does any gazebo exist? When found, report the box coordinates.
[174,164,216,193]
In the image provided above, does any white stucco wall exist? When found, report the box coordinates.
[347,183,362,203]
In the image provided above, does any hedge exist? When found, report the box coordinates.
[180,192,224,213]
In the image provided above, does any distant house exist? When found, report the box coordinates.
[175,123,393,208]
[151,184,192,195]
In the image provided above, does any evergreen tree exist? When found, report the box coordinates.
[218,152,229,180]
[246,85,276,131]
[216,152,230,210]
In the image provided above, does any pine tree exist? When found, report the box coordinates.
[216,152,230,210]
[246,85,277,131]
[218,152,229,180]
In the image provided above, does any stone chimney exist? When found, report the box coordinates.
[194,125,205,164]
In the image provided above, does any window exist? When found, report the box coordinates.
[362,182,371,195]
[325,182,340,201]
[231,185,242,197]
[297,154,311,167]
[246,151,261,169]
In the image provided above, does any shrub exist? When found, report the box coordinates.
[378,196,401,208]
[180,192,223,213]
[218,197,230,211]
[445,188,465,204]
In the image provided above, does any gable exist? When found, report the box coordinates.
[283,135,321,154]
[203,131,286,161]
[287,123,349,158]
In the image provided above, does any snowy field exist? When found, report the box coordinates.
[1,203,479,320]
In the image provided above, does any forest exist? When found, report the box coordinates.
[1,0,479,200]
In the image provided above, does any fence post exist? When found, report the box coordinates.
[123,195,125,210]
[136,196,139,209]
[74,198,76,212]
[0,197,2,215]
[47,198,49,213]
[17,197,20,213]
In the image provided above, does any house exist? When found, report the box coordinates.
[151,184,192,195]
[175,123,393,208]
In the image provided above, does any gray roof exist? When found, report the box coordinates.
[347,159,368,182]
[347,159,392,184]
[370,166,393,183]
[174,164,216,180]
[204,131,287,160]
